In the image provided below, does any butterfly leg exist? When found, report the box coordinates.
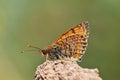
[56,54,66,64]
[46,54,49,62]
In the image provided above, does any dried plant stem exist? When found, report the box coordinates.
[35,60,102,80]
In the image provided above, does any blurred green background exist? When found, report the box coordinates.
[0,0,120,80]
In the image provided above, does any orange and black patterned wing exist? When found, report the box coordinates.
[51,21,89,61]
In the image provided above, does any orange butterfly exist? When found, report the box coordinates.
[23,21,89,62]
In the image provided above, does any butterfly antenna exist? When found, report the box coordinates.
[21,49,38,53]
[28,45,41,50]
[21,45,42,53]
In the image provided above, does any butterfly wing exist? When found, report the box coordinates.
[51,21,89,61]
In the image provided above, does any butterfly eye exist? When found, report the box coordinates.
[41,50,47,55]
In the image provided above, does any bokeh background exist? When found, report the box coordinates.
[0,0,120,80]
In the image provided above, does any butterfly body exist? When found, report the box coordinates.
[40,21,89,62]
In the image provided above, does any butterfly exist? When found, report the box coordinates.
[23,21,89,62]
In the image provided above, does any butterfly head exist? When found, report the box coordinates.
[40,49,48,56]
